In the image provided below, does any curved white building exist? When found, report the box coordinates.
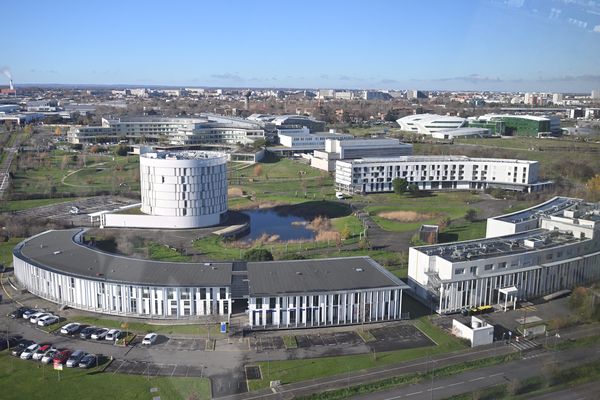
[103,150,228,229]
[396,114,466,135]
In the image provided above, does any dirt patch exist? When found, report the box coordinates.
[228,187,245,197]
[378,211,439,222]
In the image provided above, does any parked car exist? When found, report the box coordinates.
[79,326,98,339]
[0,336,19,351]
[30,312,50,324]
[66,350,87,368]
[20,343,40,360]
[11,341,34,357]
[41,349,59,364]
[91,328,108,340]
[38,315,59,327]
[60,322,82,335]
[78,353,98,369]
[142,333,158,345]
[22,309,38,319]
[52,350,71,365]
[105,329,121,341]
[32,344,53,361]
[9,307,31,319]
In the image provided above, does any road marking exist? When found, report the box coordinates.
[447,382,463,387]
[488,373,504,378]
[405,391,422,396]
[469,376,486,382]
[433,386,445,390]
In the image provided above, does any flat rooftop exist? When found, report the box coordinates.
[416,229,586,262]
[141,150,226,161]
[15,230,407,295]
[247,257,407,296]
[340,155,536,165]
[494,197,582,223]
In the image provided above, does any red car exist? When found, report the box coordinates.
[52,350,71,364]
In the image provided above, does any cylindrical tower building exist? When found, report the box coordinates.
[139,150,228,228]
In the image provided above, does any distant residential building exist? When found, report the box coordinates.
[318,89,336,99]
[363,90,392,101]
[591,90,600,100]
[552,93,563,104]
[407,90,428,100]
[585,108,600,119]
[334,91,353,100]
[270,115,326,133]
[569,108,585,119]
[335,156,551,194]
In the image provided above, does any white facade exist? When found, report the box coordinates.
[103,151,228,229]
[408,200,600,314]
[336,156,546,194]
[431,127,491,140]
[310,138,413,172]
[248,288,403,328]
[396,114,467,135]
[452,317,494,347]
[278,130,353,151]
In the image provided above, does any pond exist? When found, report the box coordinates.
[241,209,315,241]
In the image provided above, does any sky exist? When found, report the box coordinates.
[1,0,600,92]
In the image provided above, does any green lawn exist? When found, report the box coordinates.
[66,315,226,337]
[367,192,481,233]
[0,353,211,400]
[439,220,487,243]
[248,317,465,390]
[0,237,22,266]
[146,242,191,262]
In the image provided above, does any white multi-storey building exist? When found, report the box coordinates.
[396,114,466,135]
[67,115,265,145]
[311,138,413,172]
[102,150,228,229]
[335,156,550,194]
[13,230,409,328]
[408,198,600,314]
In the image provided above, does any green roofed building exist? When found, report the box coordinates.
[468,114,556,137]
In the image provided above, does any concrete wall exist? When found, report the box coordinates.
[452,317,494,347]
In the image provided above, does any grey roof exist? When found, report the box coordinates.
[14,230,407,296]
[15,229,233,287]
[247,257,407,296]
[494,196,581,223]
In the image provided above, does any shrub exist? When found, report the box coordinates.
[243,248,274,261]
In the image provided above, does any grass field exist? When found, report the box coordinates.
[0,353,211,400]
[0,237,22,266]
[248,317,466,390]
[10,152,140,197]
[367,192,481,233]
[439,220,487,243]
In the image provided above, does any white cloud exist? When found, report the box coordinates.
[594,25,600,33]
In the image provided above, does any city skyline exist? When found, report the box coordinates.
[2,0,600,92]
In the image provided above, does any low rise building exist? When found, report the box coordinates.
[277,129,353,152]
[396,114,466,135]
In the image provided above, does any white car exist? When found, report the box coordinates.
[20,343,40,360]
[335,192,345,200]
[38,315,59,326]
[29,312,49,324]
[91,328,108,340]
[142,333,158,345]
[60,322,81,335]
[32,345,54,361]
[41,349,59,364]
[105,329,121,341]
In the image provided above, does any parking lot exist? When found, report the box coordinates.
[11,195,138,226]
[105,359,207,377]
[368,324,434,352]
[144,337,207,352]
[296,331,363,348]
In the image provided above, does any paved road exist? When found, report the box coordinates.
[351,344,600,400]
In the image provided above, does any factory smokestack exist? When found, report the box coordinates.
[9,80,13,90]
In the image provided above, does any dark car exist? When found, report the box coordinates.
[9,307,32,319]
[78,353,98,369]
[66,350,86,368]
[52,350,71,365]
[10,340,34,357]
[0,336,19,351]
[79,326,98,340]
